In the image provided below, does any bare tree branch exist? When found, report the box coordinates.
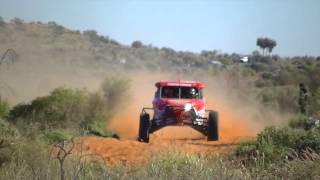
[54,139,76,180]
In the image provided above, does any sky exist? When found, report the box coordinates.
[0,0,319,56]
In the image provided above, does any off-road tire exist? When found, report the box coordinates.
[207,111,219,141]
[138,113,150,143]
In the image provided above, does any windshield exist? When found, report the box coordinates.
[161,86,180,98]
[161,86,202,99]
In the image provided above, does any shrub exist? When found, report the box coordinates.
[256,127,303,159]
[84,92,110,125]
[101,76,131,112]
[41,129,75,144]
[236,139,257,157]
[87,122,117,138]
[310,87,320,117]
[258,86,299,112]
[7,87,118,138]
[8,77,130,138]
[0,118,19,165]
[289,114,312,129]
[131,40,143,48]
[237,126,320,165]
[250,63,269,72]
[8,87,88,131]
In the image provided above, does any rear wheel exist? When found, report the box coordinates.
[207,111,219,141]
[138,113,150,143]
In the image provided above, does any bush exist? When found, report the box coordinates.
[7,87,117,138]
[237,126,320,165]
[101,77,131,111]
[0,118,19,165]
[87,122,117,138]
[256,127,303,160]
[258,86,299,112]
[250,63,269,72]
[8,87,88,131]
[131,40,143,48]
[236,139,257,157]
[289,114,312,129]
[84,92,110,125]
[8,77,130,138]
[41,129,75,144]
[310,87,320,118]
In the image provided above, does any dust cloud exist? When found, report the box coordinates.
[108,71,289,142]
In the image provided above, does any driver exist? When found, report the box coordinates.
[189,88,197,98]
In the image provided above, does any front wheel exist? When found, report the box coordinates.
[138,113,150,143]
[207,111,219,141]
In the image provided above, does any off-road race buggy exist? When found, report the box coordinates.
[138,81,219,143]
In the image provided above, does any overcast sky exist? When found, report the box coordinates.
[1,0,319,56]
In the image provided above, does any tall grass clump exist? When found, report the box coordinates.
[130,151,248,180]
[0,139,112,180]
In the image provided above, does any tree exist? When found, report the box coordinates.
[266,39,277,54]
[257,38,266,55]
[257,37,277,56]
[131,40,143,48]
[54,140,75,180]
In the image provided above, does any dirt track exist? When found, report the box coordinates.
[80,127,252,166]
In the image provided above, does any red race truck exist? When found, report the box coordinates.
[138,81,219,143]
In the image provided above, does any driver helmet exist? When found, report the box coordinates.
[190,88,196,96]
